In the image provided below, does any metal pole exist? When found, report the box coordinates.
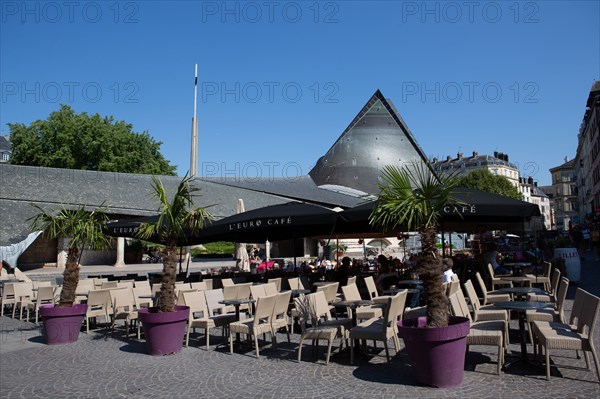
[190,64,198,177]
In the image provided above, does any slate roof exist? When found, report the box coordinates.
[0,164,361,245]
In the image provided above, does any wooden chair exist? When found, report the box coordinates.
[341,283,382,321]
[527,268,561,303]
[474,272,511,305]
[526,277,569,348]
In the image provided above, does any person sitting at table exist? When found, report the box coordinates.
[336,256,351,287]
[481,243,511,275]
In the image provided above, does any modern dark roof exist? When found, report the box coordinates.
[432,153,518,171]
[309,90,431,194]
[0,164,362,245]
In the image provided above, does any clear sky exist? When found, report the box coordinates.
[2,1,599,186]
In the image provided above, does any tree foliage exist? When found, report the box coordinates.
[369,163,464,328]
[9,105,176,175]
[457,169,522,200]
[136,175,213,312]
[29,205,110,307]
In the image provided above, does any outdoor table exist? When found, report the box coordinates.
[291,289,310,296]
[382,287,419,295]
[337,299,374,358]
[494,300,552,368]
[395,280,422,286]
[496,286,547,300]
[497,276,532,286]
[504,262,531,277]
[219,298,255,347]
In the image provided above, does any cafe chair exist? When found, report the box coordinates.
[349,290,407,365]
[0,267,9,281]
[12,282,34,320]
[475,272,511,305]
[271,291,292,344]
[229,294,277,358]
[346,276,357,286]
[204,289,235,316]
[525,261,552,291]
[263,282,279,296]
[190,282,208,291]
[84,289,112,334]
[132,285,153,308]
[183,290,235,350]
[29,286,55,324]
[527,277,569,349]
[532,288,600,382]
[267,278,282,292]
[221,278,235,288]
[463,280,510,344]
[341,283,382,321]
[487,263,513,290]
[527,268,561,303]
[295,293,343,365]
[1,282,16,317]
[110,288,139,338]
[363,276,380,300]
[449,291,505,375]
[287,277,301,290]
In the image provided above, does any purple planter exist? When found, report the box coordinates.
[40,304,87,345]
[398,316,470,388]
[138,305,189,356]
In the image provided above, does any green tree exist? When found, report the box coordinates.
[457,169,522,200]
[136,176,213,312]
[29,205,110,307]
[369,163,463,328]
[9,105,176,175]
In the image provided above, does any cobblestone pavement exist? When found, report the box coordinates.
[1,256,599,398]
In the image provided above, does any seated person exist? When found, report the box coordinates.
[481,243,510,275]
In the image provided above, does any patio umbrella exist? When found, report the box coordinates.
[336,187,540,234]
[190,202,342,244]
[234,199,250,271]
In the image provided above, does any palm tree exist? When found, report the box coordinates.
[29,205,110,307]
[136,175,212,313]
[369,163,463,328]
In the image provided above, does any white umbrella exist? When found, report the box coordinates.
[234,199,250,271]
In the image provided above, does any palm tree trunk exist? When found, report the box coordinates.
[418,226,449,328]
[58,246,80,307]
[159,243,178,312]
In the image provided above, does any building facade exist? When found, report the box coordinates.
[549,157,578,232]
[431,151,520,187]
[0,136,11,163]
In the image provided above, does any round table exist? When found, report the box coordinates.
[504,262,532,276]
[496,286,547,300]
[494,300,552,368]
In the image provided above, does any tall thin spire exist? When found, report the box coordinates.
[190,64,199,177]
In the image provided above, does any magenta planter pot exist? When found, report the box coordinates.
[40,304,87,345]
[138,305,189,356]
[397,316,470,388]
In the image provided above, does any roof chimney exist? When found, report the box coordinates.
[457,152,463,159]
[504,154,509,162]
[446,155,452,162]
[564,156,569,163]
[493,151,498,158]
[528,176,533,185]
[432,157,438,163]
[472,151,478,157]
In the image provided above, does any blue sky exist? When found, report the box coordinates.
[1,1,599,186]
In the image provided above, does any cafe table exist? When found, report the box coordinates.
[503,262,532,277]
[219,298,255,347]
[494,300,552,368]
[336,299,374,357]
[496,286,547,301]
[497,276,532,287]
